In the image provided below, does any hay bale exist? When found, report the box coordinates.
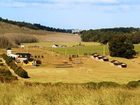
[98,56,104,60]
[121,63,127,68]
[113,61,121,66]
[111,60,117,63]
[103,57,109,61]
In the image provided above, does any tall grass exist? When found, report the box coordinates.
[0,82,139,105]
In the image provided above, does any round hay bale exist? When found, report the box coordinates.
[121,63,127,68]
[113,61,121,66]
[93,54,99,58]
[103,57,109,61]
[111,60,117,63]
[98,56,104,59]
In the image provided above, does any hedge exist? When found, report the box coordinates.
[0,67,18,82]
[2,54,29,78]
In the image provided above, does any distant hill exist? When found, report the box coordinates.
[0,17,72,33]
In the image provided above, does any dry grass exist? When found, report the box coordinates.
[0,82,139,105]
[0,21,81,43]
[24,56,140,84]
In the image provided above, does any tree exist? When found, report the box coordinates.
[109,35,136,59]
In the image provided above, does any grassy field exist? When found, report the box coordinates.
[11,42,138,84]
[0,82,139,105]
[1,21,140,105]
[25,42,140,55]
[52,43,140,56]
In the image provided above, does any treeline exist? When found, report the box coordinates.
[80,28,140,44]
[0,17,72,33]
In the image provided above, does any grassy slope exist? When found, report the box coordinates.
[0,22,81,42]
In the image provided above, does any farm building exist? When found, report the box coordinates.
[6,48,18,58]
[16,53,31,62]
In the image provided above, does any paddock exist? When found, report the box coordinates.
[6,42,140,84]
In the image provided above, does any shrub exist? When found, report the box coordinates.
[2,54,29,78]
[15,67,29,78]
[126,80,140,88]
[0,36,14,48]
[84,82,97,89]
[97,81,120,88]
[0,66,18,82]
[109,35,136,59]
[36,60,42,65]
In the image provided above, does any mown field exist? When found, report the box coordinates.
[17,42,140,84]
[52,43,140,56]
[26,42,140,55]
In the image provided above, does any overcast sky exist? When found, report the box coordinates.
[0,0,140,29]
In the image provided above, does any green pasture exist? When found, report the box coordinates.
[51,45,108,55]
[25,42,140,56]
[52,44,140,56]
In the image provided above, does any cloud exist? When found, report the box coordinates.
[0,0,118,7]
[0,0,140,12]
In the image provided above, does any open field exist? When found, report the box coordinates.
[0,34,139,83]
[25,42,140,55]
[1,42,136,84]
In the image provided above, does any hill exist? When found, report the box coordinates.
[0,17,72,33]
[0,19,81,48]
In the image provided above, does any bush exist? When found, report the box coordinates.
[84,82,97,89]
[15,67,29,78]
[0,36,14,48]
[2,54,29,78]
[0,66,18,83]
[36,60,42,65]
[97,81,120,88]
[109,35,136,59]
[126,80,140,88]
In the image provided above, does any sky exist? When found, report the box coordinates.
[0,0,140,30]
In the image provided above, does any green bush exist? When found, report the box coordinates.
[109,35,136,59]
